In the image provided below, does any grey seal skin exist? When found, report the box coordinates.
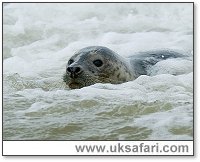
[63,46,185,89]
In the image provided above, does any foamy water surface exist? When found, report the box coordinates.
[3,3,193,140]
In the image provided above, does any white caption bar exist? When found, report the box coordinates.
[3,141,193,156]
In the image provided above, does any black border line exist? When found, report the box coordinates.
[2,1,3,157]
[2,1,195,156]
[192,1,195,157]
[1,2,196,3]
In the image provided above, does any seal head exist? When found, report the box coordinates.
[63,46,134,89]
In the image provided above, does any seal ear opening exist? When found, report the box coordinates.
[93,59,103,67]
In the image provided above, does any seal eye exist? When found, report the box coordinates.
[93,59,103,67]
[68,59,74,65]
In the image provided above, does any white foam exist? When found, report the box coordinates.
[148,58,193,76]
[3,3,193,140]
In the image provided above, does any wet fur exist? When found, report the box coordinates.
[128,50,186,77]
[64,46,186,89]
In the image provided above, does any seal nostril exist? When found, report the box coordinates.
[75,67,81,74]
[67,67,72,73]
[67,66,81,75]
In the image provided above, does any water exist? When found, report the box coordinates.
[3,3,193,140]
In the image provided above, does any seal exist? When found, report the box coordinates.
[63,46,185,89]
